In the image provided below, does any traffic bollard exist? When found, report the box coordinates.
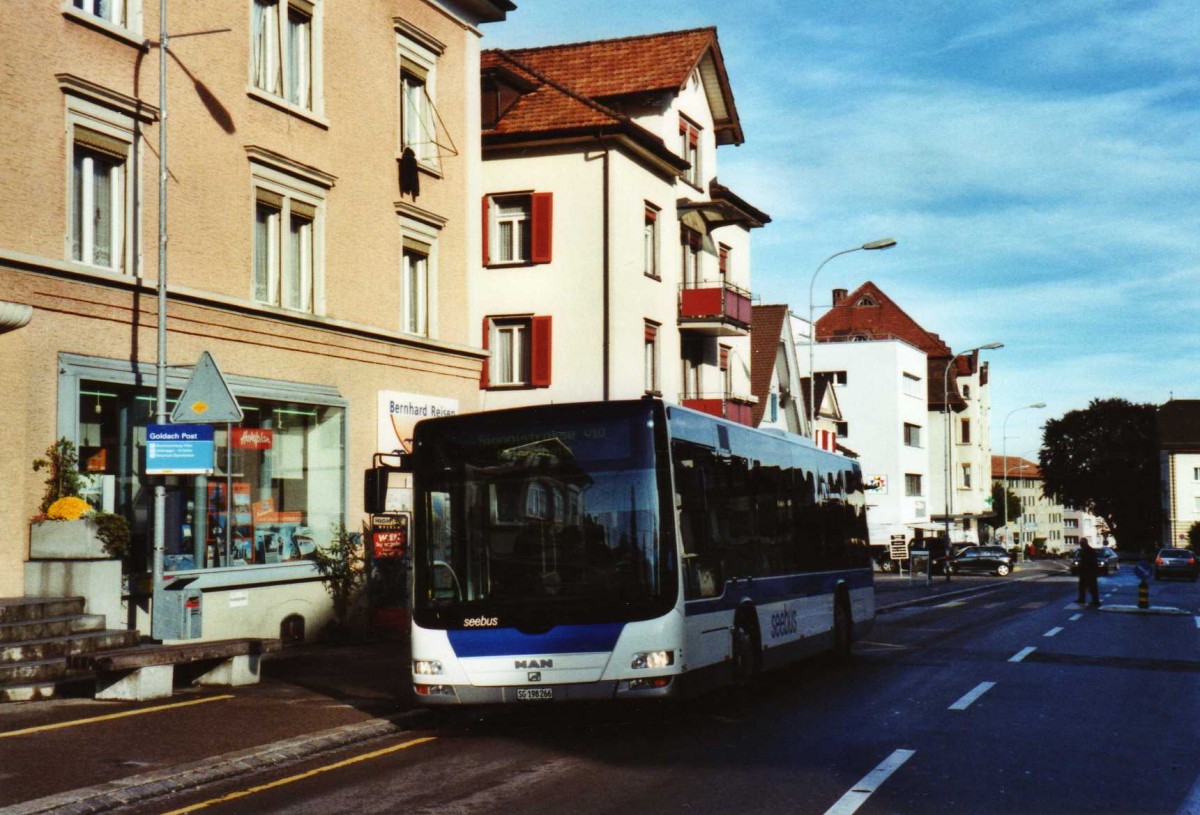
[1138,580,1149,610]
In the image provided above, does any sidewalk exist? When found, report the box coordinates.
[0,567,1060,814]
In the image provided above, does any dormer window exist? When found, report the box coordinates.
[854,294,878,307]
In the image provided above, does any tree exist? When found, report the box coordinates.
[1039,398,1160,552]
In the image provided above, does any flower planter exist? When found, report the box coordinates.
[29,519,109,560]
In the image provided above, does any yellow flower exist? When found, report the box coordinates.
[46,496,91,521]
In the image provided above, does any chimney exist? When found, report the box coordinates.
[832,288,848,305]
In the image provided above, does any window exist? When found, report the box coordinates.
[903,372,922,398]
[960,418,971,444]
[254,190,316,312]
[644,322,660,394]
[70,129,127,271]
[252,0,317,112]
[719,345,732,397]
[1065,518,1079,529]
[680,226,701,286]
[1193,467,1200,481]
[682,337,703,399]
[905,474,922,497]
[769,393,779,423]
[643,204,659,278]
[70,0,136,29]
[483,193,552,266]
[961,463,972,489]
[718,243,731,280]
[679,116,702,187]
[482,316,552,388]
[402,239,429,336]
[962,384,971,399]
[835,421,848,437]
[68,360,345,573]
[400,68,434,164]
[903,423,921,448]
[829,370,848,386]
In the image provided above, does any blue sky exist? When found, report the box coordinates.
[485,1,1200,452]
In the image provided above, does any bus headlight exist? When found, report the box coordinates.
[413,659,444,676]
[631,650,674,670]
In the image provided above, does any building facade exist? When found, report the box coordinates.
[814,282,995,545]
[1,0,511,641]
[1158,399,1200,548]
[992,456,1068,553]
[474,28,768,422]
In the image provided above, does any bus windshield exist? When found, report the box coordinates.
[411,402,676,629]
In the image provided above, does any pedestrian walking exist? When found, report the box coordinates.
[1077,537,1100,606]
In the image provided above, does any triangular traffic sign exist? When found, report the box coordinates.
[170,351,244,423]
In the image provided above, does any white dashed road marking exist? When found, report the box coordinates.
[823,749,917,815]
[1044,627,1063,637]
[1070,613,1083,621]
[1009,647,1036,663]
[949,682,996,711]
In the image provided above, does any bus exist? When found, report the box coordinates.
[407,399,874,703]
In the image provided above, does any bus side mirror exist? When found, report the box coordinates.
[364,452,411,515]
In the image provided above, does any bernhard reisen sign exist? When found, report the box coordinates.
[377,391,458,454]
[146,424,215,475]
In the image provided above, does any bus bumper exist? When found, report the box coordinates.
[413,676,678,705]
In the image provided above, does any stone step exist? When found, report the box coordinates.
[0,681,58,703]
[0,629,139,666]
[0,613,106,643]
[0,657,68,686]
[0,597,86,624]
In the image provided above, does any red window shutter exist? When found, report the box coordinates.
[531,315,552,387]
[530,192,553,264]
[645,206,657,223]
[480,317,491,389]
[481,195,490,266]
[719,346,730,370]
[645,323,658,342]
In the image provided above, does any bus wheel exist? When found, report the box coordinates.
[832,594,853,661]
[731,612,760,687]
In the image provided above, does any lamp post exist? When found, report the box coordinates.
[1002,402,1046,551]
[941,342,1003,581]
[807,238,896,441]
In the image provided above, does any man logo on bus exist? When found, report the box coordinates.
[515,659,553,669]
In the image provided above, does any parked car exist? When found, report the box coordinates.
[1069,546,1120,576]
[946,546,1015,576]
[1154,548,1199,581]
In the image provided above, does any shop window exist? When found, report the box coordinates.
[74,377,345,573]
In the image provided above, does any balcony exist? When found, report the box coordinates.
[680,393,756,427]
[678,281,752,336]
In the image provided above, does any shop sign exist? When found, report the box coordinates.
[377,391,458,455]
[865,475,888,494]
[146,424,215,475]
[233,428,274,450]
[371,513,410,559]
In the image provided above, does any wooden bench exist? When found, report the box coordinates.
[69,638,281,701]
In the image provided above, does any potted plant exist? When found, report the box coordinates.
[310,520,367,642]
[29,439,129,561]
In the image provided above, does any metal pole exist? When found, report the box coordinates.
[807,247,861,443]
[942,354,956,582]
[151,0,169,640]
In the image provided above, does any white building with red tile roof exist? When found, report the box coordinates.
[474,28,769,422]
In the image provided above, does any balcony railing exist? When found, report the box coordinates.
[680,393,756,427]
[678,281,752,336]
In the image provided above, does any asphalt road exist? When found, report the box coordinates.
[105,569,1200,815]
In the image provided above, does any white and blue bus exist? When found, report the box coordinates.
[408,399,874,703]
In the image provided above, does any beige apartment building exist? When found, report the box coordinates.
[0,0,512,641]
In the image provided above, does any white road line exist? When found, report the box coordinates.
[937,600,966,608]
[1176,762,1200,815]
[1194,616,1200,629]
[949,682,996,711]
[1070,613,1083,621]
[1009,646,1036,663]
[1044,627,1063,637]
[823,749,916,815]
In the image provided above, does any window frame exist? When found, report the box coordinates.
[903,422,922,448]
[250,0,323,118]
[905,473,922,497]
[680,226,701,287]
[482,315,551,389]
[644,321,660,395]
[483,192,552,267]
[678,115,702,188]
[397,21,443,171]
[65,96,139,275]
[250,158,328,315]
[644,203,660,279]
[960,417,972,445]
[64,0,142,38]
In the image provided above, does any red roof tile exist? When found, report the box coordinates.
[992,455,1040,479]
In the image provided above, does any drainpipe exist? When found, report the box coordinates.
[602,147,610,401]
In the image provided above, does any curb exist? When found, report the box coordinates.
[1100,604,1193,617]
[0,711,429,815]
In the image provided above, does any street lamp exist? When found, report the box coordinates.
[1002,402,1047,550]
[941,342,1003,581]
[807,238,896,440]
